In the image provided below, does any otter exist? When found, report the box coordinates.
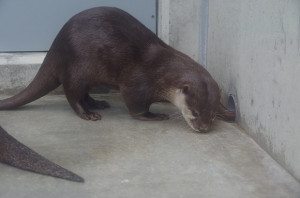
[0,7,234,132]
[0,126,83,182]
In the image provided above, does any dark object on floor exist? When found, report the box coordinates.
[217,104,236,122]
[0,126,84,182]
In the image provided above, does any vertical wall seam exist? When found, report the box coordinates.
[199,0,209,66]
[157,0,170,44]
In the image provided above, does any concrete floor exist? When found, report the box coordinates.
[0,94,299,198]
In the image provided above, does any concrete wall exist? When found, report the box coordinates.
[158,0,208,65]
[206,0,300,181]
[169,0,201,62]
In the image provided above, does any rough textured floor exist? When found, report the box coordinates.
[0,94,299,198]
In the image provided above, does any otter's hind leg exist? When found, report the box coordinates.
[63,82,101,121]
[121,88,169,121]
[84,94,110,110]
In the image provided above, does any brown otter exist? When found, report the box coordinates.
[0,7,234,132]
[0,126,84,182]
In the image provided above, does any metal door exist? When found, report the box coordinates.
[0,0,157,52]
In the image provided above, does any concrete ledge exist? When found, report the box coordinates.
[0,53,111,95]
[0,53,45,94]
[0,52,46,65]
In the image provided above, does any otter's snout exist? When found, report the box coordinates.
[194,124,210,133]
[198,125,210,132]
[188,118,212,133]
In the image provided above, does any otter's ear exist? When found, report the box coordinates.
[182,85,189,94]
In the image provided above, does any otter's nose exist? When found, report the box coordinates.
[199,126,210,133]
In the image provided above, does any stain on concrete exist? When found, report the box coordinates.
[298,16,300,54]
[251,99,254,106]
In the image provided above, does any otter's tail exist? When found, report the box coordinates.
[0,57,61,110]
[0,126,84,182]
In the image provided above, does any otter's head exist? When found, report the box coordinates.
[172,78,220,132]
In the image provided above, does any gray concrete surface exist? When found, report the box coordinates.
[0,53,69,95]
[169,0,202,62]
[206,0,300,181]
[0,53,45,94]
[0,94,299,198]
[158,0,208,65]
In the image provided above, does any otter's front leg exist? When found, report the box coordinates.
[63,81,102,121]
[121,87,169,121]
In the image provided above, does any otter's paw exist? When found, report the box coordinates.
[79,112,102,121]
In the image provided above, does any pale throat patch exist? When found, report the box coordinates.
[168,89,198,131]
